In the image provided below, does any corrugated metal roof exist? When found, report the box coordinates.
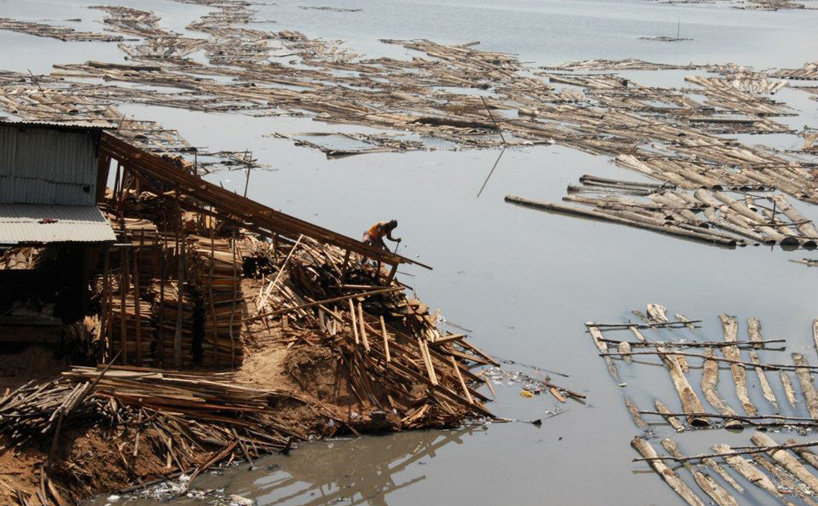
[0,204,116,245]
[0,123,101,206]
[0,119,113,131]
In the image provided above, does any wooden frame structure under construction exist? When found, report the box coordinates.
[97,132,431,276]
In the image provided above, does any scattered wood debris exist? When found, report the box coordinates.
[0,3,813,205]
[0,17,124,42]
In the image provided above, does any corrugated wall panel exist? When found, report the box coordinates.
[0,124,99,205]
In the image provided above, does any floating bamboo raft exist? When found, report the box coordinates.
[588,304,818,432]
[633,433,818,506]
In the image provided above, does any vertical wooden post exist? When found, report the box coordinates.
[99,245,110,362]
[229,231,238,368]
[120,246,129,364]
[173,192,185,369]
[209,230,219,366]
[133,243,142,366]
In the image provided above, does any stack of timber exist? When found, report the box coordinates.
[588,303,818,432]
[633,433,818,506]
[507,175,818,249]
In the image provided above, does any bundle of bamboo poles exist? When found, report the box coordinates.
[109,281,155,366]
[190,235,243,368]
[151,281,196,368]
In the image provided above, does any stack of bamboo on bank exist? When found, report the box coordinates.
[190,235,243,368]
[108,282,156,366]
[588,303,818,432]
[506,174,818,249]
[151,281,197,368]
[633,433,818,506]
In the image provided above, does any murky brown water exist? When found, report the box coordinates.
[3,0,818,504]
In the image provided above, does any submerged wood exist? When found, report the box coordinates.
[714,444,789,503]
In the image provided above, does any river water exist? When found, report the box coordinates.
[2,0,818,504]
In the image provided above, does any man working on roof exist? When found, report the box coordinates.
[362,219,401,250]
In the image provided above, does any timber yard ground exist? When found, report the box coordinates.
[1,0,818,505]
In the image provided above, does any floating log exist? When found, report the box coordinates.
[780,371,799,408]
[793,353,818,419]
[750,351,779,410]
[713,444,787,502]
[587,324,619,381]
[655,399,685,432]
[719,314,757,416]
[625,397,648,429]
[702,457,744,494]
[701,349,743,429]
[504,196,738,246]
